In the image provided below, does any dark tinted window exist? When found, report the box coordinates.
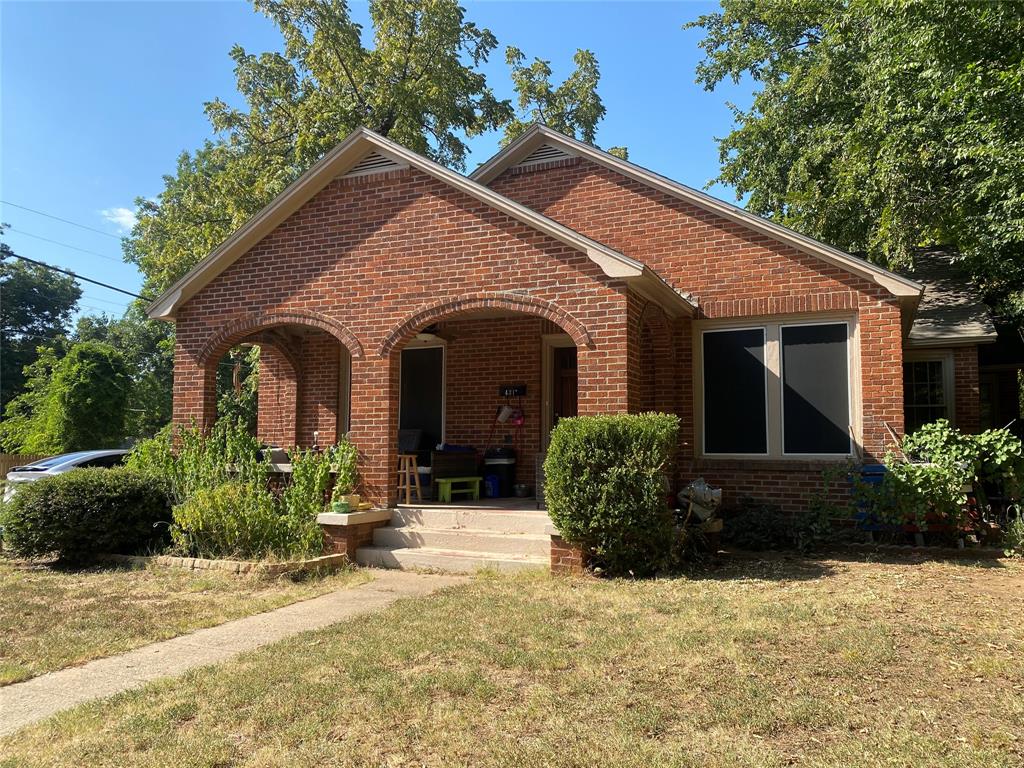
[400,347,444,450]
[781,324,850,454]
[78,454,126,469]
[703,328,767,454]
[903,359,948,434]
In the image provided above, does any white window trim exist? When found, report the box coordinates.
[693,313,862,460]
[903,349,956,428]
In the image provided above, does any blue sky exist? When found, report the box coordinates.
[0,1,750,319]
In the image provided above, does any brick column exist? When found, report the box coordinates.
[347,354,399,506]
[550,534,587,575]
[954,346,981,433]
[172,342,217,433]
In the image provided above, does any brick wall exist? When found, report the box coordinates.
[256,344,298,447]
[489,158,905,463]
[488,158,909,511]
[172,167,631,503]
[954,346,981,433]
[439,316,553,487]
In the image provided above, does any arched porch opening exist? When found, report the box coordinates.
[195,312,361,449]
[379,294,593,506]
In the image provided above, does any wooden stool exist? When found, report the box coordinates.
[396,454,422,504]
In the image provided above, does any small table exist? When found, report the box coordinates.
[435,476,482,503]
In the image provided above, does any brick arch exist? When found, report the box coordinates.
[377,292,593,357]
[198,310,364,365]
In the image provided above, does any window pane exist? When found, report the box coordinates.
[703,329,767,454]
[902,358,948,435]
[781,324,851,454]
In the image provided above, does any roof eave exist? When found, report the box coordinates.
[146,127,641,320]
[472,125,924,300]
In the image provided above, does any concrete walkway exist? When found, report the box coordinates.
[0,569,465,738]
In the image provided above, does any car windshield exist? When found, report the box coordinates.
[20,451,103,469]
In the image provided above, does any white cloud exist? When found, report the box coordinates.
[100,206,138,233]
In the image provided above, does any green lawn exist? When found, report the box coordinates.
[2,556,1021,766]
[0,557,370,686]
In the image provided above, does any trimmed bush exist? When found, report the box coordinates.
[544,413,679,575]
[0,468,170,564]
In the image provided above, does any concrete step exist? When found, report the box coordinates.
[391,506,551,534]
[372,526,550,557]
[355,546,547,573]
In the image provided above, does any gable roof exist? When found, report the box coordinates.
[471,124,924,301]
[903,249,997,347]
[146,127,696,321]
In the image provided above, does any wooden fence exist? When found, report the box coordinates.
[0,454,47,479]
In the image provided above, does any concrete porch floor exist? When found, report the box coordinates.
[395,496,541,511]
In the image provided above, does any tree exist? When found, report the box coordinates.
[0,341,129,453]
[503,46,627,159]
[0,237,81,409]
[74,305,174,440]
[127,0,513,296]
[687,0,1024,320]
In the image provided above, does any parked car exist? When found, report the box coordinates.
[2,450,129,503]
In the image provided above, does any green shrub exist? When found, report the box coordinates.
[0,468,170,564]
[127,419,269,507]
[1004,512,1024,558]
[170,481,284,559]
[719,501,792,552]
[862,420,1024,537]
[545,413,679,576]
[129,420,361,560]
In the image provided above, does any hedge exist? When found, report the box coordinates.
[0,468,171,564]
[544,413,679,575]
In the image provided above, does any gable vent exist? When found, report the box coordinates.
[343,151,406,178]
[517,143,573,168]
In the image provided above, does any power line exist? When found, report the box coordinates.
[2,252,152,301]
[6,227,124,263]
[0,200,125,240]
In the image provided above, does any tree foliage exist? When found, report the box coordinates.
[687,0,1024,318]
[0,238,81,409]
[0,341,129,454]
[126,0,513,296]
[74,305,174,440]
[503,46,627,159]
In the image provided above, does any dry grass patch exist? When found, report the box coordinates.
[2,556,1022,767]
[0,557,370,685]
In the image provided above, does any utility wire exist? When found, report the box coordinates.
[0,200,125,240]
[6,227,124,263]
[3,252,152,301]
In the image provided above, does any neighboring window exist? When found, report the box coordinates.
[781,323,851,455]
[903,356,951,434]
[702,328,768,454]
[700,320,855,457]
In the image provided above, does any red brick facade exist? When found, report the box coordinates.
[165,131,961,514]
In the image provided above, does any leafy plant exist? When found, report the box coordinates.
[1003,511,1024,558]
[545,413,679,576]
[859,420,1024,540]
[170,481,284,560]
[128,421,359,559]
[0,468,170,564]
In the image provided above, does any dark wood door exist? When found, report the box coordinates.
[552,346,578,423]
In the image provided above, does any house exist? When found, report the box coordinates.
[147,125,1007,567]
